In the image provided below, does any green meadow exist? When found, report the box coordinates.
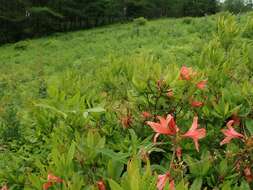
[0,12,253,189]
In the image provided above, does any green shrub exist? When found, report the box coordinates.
[133,17,148,26]
[182,17,193,24]
[242,17,253,38]
[216,13,239,50]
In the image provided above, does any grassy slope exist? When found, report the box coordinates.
[1,12,253,189]
[0,16,214,98]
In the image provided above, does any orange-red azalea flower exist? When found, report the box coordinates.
[244,166,253,183]
[191,101,204,108]
[141,111,152,119]
[43,182,53,190]
[47,173,64,183]
[146,114,179,143]
[166,89,173,97]
[220,120,244,146]
[43,173,64,190]
[176,147,182,160]
[179,66,193,80]
[182,116,206,152]
[196,80,207,90]
[179,66,191,80]
[121,115,132,128]
[0,185,8,190]
[97,180,106,190]
[157,172,175,190]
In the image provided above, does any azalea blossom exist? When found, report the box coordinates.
[43,173,64,190]
[43,182,53,190]
[47,173,64,183]
[141,111,152,119]
[179,66,195,80]
[97,180,106,190]
[196,80,207,90]
[244,166,253,183]
[166,89,173,97]
[220,120,244,146]
[146,114,179,143]
[182,116,206,152]
[0,185,8,190]
[176,147,182,160]
[121,115,132,128]
[157,172,175,190]
[191,101,204,108]
[179,66,191,80]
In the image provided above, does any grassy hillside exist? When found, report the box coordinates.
[0,12,253,189]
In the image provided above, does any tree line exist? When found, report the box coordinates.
[0,0,252,44]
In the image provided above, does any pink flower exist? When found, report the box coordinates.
[43,182,53,190]
[121,115,132,129]
[244,167,253,183]
[179,66,192,80]
[182,116,206,152]
[43,173,64,190]
[157,172,175,190]
[0,185,8,190]
[179,66,197,81]
[97,180,106,190]
[196,80,207,90]
[47,173,64,183]
[166,89,173,97]
[141,111,152,119]
[176,147,182,160]
[191,101,204,108]
[220,120,244,146]
[146,114,179,143]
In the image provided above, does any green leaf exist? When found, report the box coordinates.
[83,107,105,118]
[176,180,188,190]
[66,141,76,165]
[108,179,124,190]
[107,159,124,180]
[219,159,228,176]
[190,178,202,190]
[245,119,253,136]
[34,103,67,119]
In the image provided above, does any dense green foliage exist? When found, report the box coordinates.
[1,12,253,189]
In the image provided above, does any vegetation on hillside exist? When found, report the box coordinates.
[1,0,253,44]
[0,12,253,189]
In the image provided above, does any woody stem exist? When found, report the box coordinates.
[169,146,176,172]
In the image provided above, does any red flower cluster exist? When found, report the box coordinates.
[191,101,204,108]
[179,66,194,80]
[43,173,64,190]
[244,167,253,183]
[121,115,132,128]
[146,114,179,143]
[97,180,106,190]
[182,116,206,152]
[141,111,152,119]
[146,115,206,152]
[157,172,175,190]
[220,120,244,146]
[180,66,207,108]
[196,80,207,90]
